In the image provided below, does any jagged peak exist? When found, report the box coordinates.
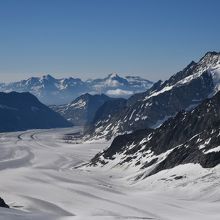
[199,51,220,63]
[41,74,55,80]
[107,72,120,79]
[74,92,108,100]
[188,60,196,67]
[204,51,220,56]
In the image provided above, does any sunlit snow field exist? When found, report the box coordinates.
[0,127,220,220]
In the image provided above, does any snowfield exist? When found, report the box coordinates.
[0,128,220,220]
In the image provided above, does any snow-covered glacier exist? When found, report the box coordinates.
[0,128,220,220]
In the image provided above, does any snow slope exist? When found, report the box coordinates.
[0,128,219,219]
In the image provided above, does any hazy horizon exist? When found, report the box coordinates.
[0,0,219,82]
[2,50,219,83]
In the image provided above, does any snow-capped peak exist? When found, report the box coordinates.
[108,72,120,79]
[197,51,220,70]
[144,51,220,101]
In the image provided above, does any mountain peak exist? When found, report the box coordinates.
[79,93,92,98]
[204,51,219,56]
[41,74,55,81]
[108,73,120,79]
[199,51,220,64]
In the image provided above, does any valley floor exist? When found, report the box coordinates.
[0,128,219,220]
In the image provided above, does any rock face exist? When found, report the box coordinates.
[85,51,220,140]
[92,98,127,124]
[85,98,127,139]
[0,73,153,105]
[0,92,72,132]
[89,91,220,180]
[0,198,9,208]
[51,94,119,126]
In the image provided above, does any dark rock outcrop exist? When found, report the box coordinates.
[0,92,72,132]
[0,197,9,208]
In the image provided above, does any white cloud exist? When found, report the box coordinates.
[106,89,134,97]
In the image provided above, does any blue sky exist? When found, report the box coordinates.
[0,0,219,82]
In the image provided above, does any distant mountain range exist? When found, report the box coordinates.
[0,92,71,132]
[84,51,220,140]
[0,73,153,105]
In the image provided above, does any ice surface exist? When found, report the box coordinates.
[0,128,219,219]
